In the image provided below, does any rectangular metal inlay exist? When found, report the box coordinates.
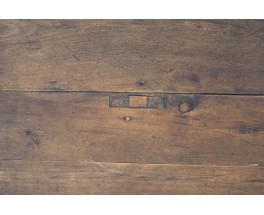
[109,95,167,108]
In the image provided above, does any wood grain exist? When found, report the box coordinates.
[1,160,263,194]
[0,20,264,93]
[1,20,264,194]
[0,92,264,166]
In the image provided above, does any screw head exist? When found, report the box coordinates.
[124,116,131,121]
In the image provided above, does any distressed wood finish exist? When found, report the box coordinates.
[1,20,264,194]
[0,20,264,93]
[1,160,263,194]
[0,92,264,166]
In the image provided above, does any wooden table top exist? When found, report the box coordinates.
[0,20,264,194]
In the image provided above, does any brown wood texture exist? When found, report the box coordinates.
[0,20,264,93]
[1,160,263,194]
[1,20,264,194]
[0,92,264,166]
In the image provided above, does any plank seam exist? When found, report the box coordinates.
[1,89,264,96]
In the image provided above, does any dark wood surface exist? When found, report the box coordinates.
[1,20,264,93]
[0,20,264,194]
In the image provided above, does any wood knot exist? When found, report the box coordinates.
[179,102,190,113]
[138,81,145,86]
[178,96,199,114]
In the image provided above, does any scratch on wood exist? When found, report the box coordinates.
[79,160,125,174]
[25,129,40,145]
[192,118,209,128]
[26,20,50,29]
[248,164,259,167]
[213,130,259,146]
[18,23,33,53]
[64,44,81,62]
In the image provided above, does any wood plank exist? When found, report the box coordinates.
[0,20,264,93]
[0,92,264,166]
[0,160,263,194]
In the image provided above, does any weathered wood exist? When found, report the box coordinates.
[0,20,264,93]
[1,20,264,194]
[0,160,263,194]
[0,92,264,166]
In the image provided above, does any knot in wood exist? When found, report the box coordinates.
[179,102,190,113]
[138,81,145,86]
